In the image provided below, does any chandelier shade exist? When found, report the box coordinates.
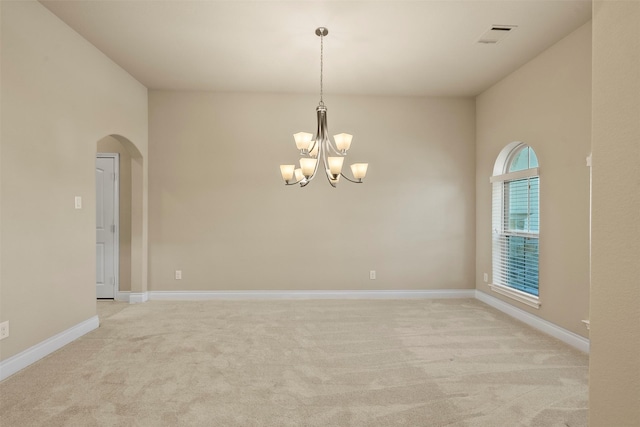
[279,27,368,188]
[293,132,313,151]
[279,165,295,182]
[334,133,353,153]
[300,158,317,178]
[351,163,369,180]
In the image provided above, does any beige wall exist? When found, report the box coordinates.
[0,1,148,360]
[590,1,640,425]
[149,92,475,291]
[475,22,592,337]
[1,4,637,420]
[97,136,133,292]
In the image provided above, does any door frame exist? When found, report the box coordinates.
[97,153,120,298]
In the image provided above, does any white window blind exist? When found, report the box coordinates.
[492,172,539,297]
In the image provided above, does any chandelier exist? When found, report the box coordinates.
[279,27,368,188]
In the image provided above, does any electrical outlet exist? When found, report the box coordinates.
[483,273,488,283]
[370,270,376,280]
[175,270,182,280]
[0,321,9,340]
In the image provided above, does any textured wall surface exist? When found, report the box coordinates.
[149,92,475,292]
[0,1,148,360]
[590,1,640,425]
[476,22,592,337]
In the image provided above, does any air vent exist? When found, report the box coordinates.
[477,25,517,44]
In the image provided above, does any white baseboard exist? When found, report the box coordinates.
[116,291,149,304]
[0,315,99,381]
[475,290,590,353]
[115,291,129,302]
[148,289,477,300]
[129,292,149,304]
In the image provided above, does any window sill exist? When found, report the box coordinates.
[489,283,540,309]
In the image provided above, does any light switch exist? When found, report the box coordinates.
[75,196,82,209]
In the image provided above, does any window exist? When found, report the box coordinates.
[490,143,540,308]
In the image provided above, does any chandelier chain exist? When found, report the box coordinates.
[319,32,324,107]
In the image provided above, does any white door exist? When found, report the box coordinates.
[96,155,119,299]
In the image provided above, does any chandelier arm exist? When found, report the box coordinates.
[318,104,341,156]
[324,141,340,188]
[339,172,363,184]
[321,145,336,187]
[326,141,343,156]
[306,150,322,181]
[308,140,317,154]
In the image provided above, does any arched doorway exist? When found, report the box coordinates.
[96,135,145,301]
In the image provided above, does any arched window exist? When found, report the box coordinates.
[490,143,540,307]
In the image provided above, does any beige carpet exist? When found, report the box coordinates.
[0,299,588,426]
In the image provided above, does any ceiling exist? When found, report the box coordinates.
[40,1,592,97]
